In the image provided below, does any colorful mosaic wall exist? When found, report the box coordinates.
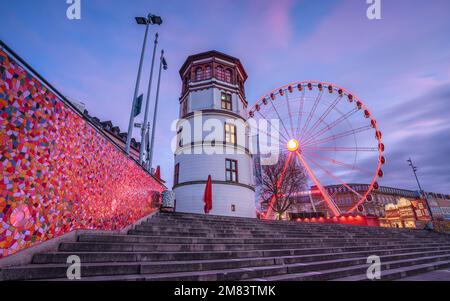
[0,49,166,258]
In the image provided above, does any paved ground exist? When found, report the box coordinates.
[397,269,450,281]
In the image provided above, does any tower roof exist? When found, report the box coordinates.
[179,50,248,81]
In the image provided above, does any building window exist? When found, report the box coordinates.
[182,100,188,116]
[221,93,232,110]
[174,163,180,185]
[205,65,212,79]
[216,66,225,81]
[224,123,237,145]
[195,67,203,81]
[225,159,238,182]
[231,204,236,212]
[225,69,232,83]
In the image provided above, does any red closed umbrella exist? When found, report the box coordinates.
[204,175,212,214]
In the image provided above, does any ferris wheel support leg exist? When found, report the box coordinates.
[296,151,341,217]
[264,152,293,219]
[308,193,317,213]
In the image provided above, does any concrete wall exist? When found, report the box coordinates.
[174,183,256,218]
[175,151,254,187]
[186,87,247,119]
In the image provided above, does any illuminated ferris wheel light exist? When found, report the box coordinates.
[287,139,299,152]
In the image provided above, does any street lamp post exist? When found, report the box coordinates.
[407,157,434,221]
[144,121,151,170]
[139,33,159,165]
[147,50,167,170]
[125,14,162,156]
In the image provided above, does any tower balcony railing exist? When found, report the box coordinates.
[191,74,234,85]
[192,74,213,82]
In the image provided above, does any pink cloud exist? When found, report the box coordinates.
[232,0,295,69]
[294,0,446,63]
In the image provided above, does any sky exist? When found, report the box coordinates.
[0,0,449,193]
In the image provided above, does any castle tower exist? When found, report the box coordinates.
[173,51,256,218]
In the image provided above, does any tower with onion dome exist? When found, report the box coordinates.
[173,51,256,218]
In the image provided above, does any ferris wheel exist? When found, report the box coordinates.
[249,81,385,217]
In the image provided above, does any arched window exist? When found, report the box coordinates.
[225,69,232,83]
[205,65,212,79]
[239,80,245,93]
[216,66,224,81]
[195,67,203,81]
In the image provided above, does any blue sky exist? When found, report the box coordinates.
[1,0,449,193]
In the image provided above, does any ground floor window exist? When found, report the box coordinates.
[225,159,238,182]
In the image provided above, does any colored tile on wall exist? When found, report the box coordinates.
[0,49,165,258]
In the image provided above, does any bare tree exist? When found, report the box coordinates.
[256,152,308,220]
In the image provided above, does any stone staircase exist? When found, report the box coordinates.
[1,212,450,281]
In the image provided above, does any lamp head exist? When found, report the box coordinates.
[135,17,148,25]
[149,14,163,25]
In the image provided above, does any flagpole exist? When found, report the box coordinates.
[125,22,150,154]
[139,33,159,165]
[148,49,166,169]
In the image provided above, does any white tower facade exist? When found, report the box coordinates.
[173,51,256,218]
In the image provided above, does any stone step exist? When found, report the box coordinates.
[134,224,430,239]
[129,226,444,239]
[134,225,340,236]
[58,239,450,253]
[76,234,445,245]
[2,212,449,281]
[126,233,443,245]
[145,219,443,238]
[135,232,439,243]
[129,229,335,239]
[154,213,393,230]
[154,213,428,232]
[333,261,450,281]
[1,256,280,281]
[147,219,376,232]
[150,216,375,226]
[245,254,450,281]
[151,216,410,235]
[36,243,450,264]
[136,224,348,236]
[149,216,355,229]
[39,265,289,281]
[31,245,450,265]
[35,253,450,281]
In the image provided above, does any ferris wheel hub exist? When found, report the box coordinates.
[286,139,300,152]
